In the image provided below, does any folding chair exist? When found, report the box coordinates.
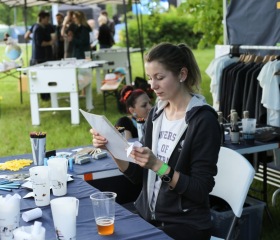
[210,147,255,240]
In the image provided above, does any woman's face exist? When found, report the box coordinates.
[129,93,152,119]
[72,14,80,24]
[145,61,181,101]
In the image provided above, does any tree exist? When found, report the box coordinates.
[178,0,224,48]
[0,4,51,26]
[0,4,13,25]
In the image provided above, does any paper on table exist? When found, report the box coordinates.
[80,109,135,162]
[22,208,42,222]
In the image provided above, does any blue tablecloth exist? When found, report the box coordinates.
[0,149,172,240]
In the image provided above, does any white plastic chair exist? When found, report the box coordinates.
[210,147,256,240]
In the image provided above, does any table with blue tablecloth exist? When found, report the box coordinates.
[0,153,171,240]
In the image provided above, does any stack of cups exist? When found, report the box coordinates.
[13,221,45,240]
[0,194,21,240]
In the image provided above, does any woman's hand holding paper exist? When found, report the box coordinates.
[90,129,108,148]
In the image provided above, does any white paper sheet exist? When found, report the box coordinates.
[126,141,143,157]
[80,109,135,162]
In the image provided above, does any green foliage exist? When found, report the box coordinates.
[119,6,202,49]
[0,4,51,26]
[178,0,224,48]
[0,4,14,25]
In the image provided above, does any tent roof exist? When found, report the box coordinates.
[0,0,139,8]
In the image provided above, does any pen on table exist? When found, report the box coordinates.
[0,180,11,185]
[0,187,12,192]
[0,185,20,189]
[0,181,21,186]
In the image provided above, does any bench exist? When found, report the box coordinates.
[100,76,124,111]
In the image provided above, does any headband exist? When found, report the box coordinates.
[123,90,133,102]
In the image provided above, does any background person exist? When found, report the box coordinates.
[101,10,115,37]
[53,12,65,60]
[91,42,221,240]
[61,10,76,58]
[115,85,152,139]
[68,11,91,59]
[87,19,98,51]
[97,15,114,49]
[30,10,54,101]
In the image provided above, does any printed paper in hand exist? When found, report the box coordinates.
[80,109,135,162]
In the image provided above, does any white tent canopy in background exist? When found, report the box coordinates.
[0,1,133,7]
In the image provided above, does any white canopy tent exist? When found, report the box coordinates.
[0,0,144,81]
[0,1,131,7]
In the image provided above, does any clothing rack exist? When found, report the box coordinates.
[230,45,280,57]
[238,45,280,50]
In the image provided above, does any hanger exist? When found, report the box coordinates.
[262,55,271,63]
[247,54,256,63]
[269,55,277,61]
[254,55,263,63]
[239,54,246,62]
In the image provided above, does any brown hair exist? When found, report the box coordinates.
[144,42,201,93]
[73,11,89,27]
[120,85,146,109]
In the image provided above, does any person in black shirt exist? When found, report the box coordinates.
[30,10,54,101]
[53,12,65,60]
[69,11,91,59]
[97,15,114,49]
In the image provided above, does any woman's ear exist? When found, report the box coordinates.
[180,67,188,81]
[128,106,134,115]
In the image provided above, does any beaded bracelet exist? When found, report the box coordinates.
[156,162,169,176]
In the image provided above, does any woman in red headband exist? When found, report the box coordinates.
[115,85,152,139]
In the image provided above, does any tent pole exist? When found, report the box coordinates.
[223,0,228,45]
[24,0,29,66]
[135,1,145,80]
[123,0,132,84]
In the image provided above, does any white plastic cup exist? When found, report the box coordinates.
[50,197,79,240]
[0,194,21,240]
[30,137,46,165]
[84,51,91,61]
[48,157,68,196]
[90,192,117,236]
[29,166,50,207]
[242,118,256,144]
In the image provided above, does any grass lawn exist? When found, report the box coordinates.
[0,44,279,239]
[0,44,214,156]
